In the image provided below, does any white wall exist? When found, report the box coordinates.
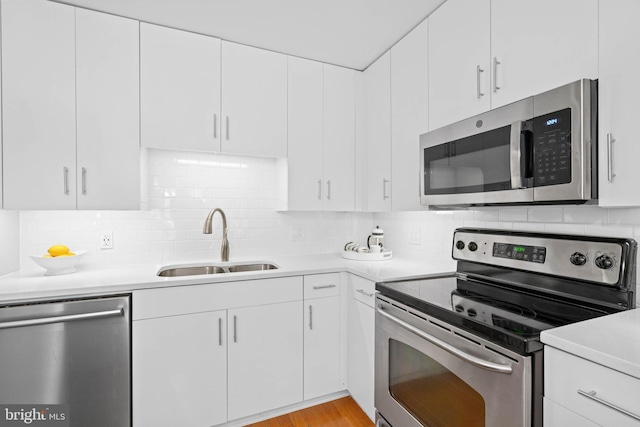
[19,149,372,272]
[0,210,19,276]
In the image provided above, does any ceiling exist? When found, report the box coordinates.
[53,0,446,70]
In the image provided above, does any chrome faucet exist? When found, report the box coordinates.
[203,208,229,262]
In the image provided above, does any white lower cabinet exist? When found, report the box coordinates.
[303,273,343,400]
[346,274,376,421]
[227,301,303,420]
[544,346,640,427]
[133,311,227,427]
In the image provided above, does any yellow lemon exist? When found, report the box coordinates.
[48,245,70,257]
[57,253,75,257]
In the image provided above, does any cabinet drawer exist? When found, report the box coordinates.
[350,276,376,308]
[545,346,640,427]
[133,276,303,320]
[304,273,340,299]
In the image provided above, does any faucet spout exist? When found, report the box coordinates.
[203,208,229,262]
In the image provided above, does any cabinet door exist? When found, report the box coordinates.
[491,0,598,108]
[428,0,490,131]
[598,0,640,207]
[140,23,221,152]
[133,311,227,427]
[287,56,324,210]
[76,9,139,210]
[221,42,287,157]
[364,51,392,212]
[391,20,429,211]
[304,296,341,400]
[347,276,376,421]
[544,398,599,427]
[2,0,76,209]
[227,301,303,420]
[323,64,356,211]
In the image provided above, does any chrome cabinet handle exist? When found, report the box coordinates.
[493,57,501,92]
[356,289,375,297]
[317,179,322,200]
[218,317,223,346]
[81,167,87,195]
[383,178,390,200]
[226,116,230,140]
[326,180,331,200]
[476,65,485,99]
[63,167,69,195]
[233,315,237,343]
[0,307,123,330]
[309,305,313,330]
[607,133,616,182]
[578,390,640,421]
[313,284,336,290]
[214,114,218,139]
[377,304,513,374]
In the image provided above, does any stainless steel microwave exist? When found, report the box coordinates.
[420,79,597,208]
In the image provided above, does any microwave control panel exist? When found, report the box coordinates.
[533,108,572,187]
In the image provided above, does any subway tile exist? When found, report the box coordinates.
[527,207,563,223]
[563,206,607,224]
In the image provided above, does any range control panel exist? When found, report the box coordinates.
[452,229,627,286]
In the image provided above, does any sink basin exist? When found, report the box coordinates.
[157,263,278,277]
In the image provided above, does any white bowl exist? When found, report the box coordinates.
[30,250,87,276]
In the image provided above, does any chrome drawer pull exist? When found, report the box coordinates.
[313,284,336,290]
[356,289,375,297]
[578,390,640,421]
[377,304,513,374]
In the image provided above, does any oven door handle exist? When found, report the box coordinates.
[377,305,513,375]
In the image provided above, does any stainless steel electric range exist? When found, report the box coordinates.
[375,228,637,427]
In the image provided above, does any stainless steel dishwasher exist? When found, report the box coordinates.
[0,295,131,427]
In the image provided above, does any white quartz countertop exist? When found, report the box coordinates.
[0,252,454,303]
[541,309,640,380]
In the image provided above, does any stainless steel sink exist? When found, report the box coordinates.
[157,263,278,277]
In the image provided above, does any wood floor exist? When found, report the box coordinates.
[245,397,374,427]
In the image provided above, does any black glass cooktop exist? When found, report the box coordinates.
[376,274,615,355]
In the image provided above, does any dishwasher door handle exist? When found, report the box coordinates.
[0,307,124,330]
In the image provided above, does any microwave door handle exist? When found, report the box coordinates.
[510,120,524,189]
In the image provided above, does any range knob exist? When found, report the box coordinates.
[570,252,587,266]
[455,240,465,250]
[468,242,478,252]
[595,255,615,270]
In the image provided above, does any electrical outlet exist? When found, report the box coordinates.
[290,226,304,241]
[100,231,113,249]
[409,227,421,245]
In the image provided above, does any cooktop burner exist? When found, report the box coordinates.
[376,228,637,355]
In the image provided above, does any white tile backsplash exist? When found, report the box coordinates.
[13,148,640,280]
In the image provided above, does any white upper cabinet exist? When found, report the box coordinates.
[140,23,221,152]
[323,64,357,211]
[287,56,324,210]
[490,0,598,108]
[2,0,77,209]
[428,0,490,131]
[2,0,140,210]
[391,19,429,211]
[364,51,392,212]
[76,9,140,210]
[598,0,640,207]
[428,0,598,131]
[221,41,288,158]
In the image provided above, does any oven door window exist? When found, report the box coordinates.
[389,339,485,427]
[424,125,513,195]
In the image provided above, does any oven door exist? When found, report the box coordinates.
[420,97,534,207]
[375,296,532,427]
